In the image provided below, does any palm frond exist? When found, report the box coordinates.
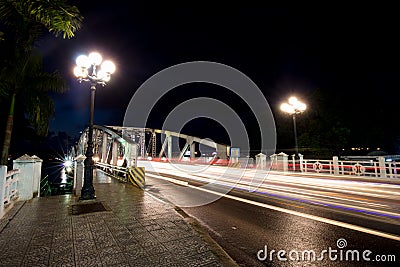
[0,0,83,40]
[25,93,55,136]
[29,71,69,93]
[27,0,83,39]
[0,0,22,27]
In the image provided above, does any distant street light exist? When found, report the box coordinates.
[280,96,307,156]
[74,52,115,200]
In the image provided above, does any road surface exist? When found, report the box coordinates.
[139,161,400,266]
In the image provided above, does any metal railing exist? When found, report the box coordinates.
[96,162,128,182]
[40,175,52,197]
[0,166,19,217]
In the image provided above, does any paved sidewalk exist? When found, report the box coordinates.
[0,170,237,266]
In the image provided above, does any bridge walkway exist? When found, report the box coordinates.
[0,170,236,266]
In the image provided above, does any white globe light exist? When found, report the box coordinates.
[281,103,295,114]
[96,69,105,79]
[102,74,111,82]
[88,52,102,65]
[288,96,298,105]
[73,66,88,78]
[298,103,307,111]
[76,55,90,68]
[97,70,111,82]
[101,60,116,74]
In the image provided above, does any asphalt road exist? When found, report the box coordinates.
[141,166,400,267]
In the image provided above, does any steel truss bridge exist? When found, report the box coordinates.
[77,125,230,168]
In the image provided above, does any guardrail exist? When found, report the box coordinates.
[40,175,52,197]
[267,154,399,179]
[300,158,399,178]
[96,162,128,182]
[0,166,19,218]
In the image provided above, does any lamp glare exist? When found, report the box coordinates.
[101,60,116,74]
[76,55,90,68]
[88,52,102,65]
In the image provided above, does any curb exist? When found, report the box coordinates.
[174,206,240,267]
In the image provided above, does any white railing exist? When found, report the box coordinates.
[300,158,399,178]
[95,162,128,182]
[265,153,399,179]
[0,166,19,218]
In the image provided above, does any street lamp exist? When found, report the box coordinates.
[74,52,115,200]
[280,96,306,156]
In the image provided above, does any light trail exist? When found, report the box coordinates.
[139,161,400,220]
[146,172,400,241]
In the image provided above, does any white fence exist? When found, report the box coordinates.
[0,166,19,218]
[300,158,399,178]
[266,153,399,179]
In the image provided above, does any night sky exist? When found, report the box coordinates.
[40,3,400,153]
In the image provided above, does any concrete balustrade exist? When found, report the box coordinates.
[12,154,35,201]
[0,154,43,218]
[0,166,19,218]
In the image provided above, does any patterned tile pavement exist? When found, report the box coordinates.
[0,170,237,267]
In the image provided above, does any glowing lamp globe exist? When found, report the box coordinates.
[76,55,90,69]
[88,52,102,66]
[101,60,116,74]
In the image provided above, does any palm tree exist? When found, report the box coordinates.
[0,0,82,164]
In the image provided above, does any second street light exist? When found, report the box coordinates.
[280,96,307,157]
[74,52,115,200]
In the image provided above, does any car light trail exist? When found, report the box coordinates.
[145,172,400,241]
[139,161,400,219]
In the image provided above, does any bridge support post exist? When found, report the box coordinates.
[125,142,137,167]
[216,144,228,160]
[112,139,118,166]
[101,132,108,163]
[190,139,195,161]
[159,134,173,159]
[167,135,172,159]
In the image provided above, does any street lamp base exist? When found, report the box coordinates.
[79,187,96,200]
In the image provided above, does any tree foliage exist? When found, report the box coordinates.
[0,0,82,163]
[0,0,82,40]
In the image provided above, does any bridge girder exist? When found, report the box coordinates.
[77,125,230,166]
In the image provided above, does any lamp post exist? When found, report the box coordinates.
[74,52,115,200]
[280,96,307,156]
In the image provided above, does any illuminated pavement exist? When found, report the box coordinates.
[0,170,237,267]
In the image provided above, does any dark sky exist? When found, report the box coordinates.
[41,2,400,150]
